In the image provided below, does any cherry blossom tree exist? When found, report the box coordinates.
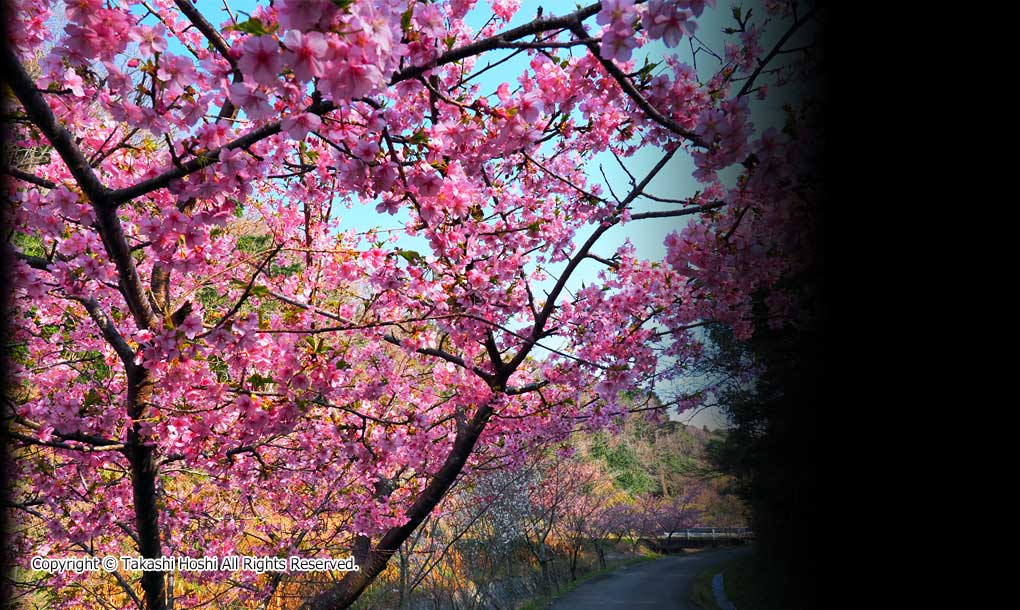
[656,484,702,542]
[552,461,614,581]
[2,0,824,608]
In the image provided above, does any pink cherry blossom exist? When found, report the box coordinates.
[218,146,249,179]
[63,68,85,97]
[597,0,638,29]
[128,24,168,58]
[354,139,380,161]
[320,57,383,101]
[414,3,447,39]
[601,28,640,62]
[680,0,718,18]
[237,35,282,87]
[643,1,697,47]
[228,82,274,120]
[179,314,203,339]
[277,0,335,31]
[490,0,522,21]
[597,0,640,62]
[283,29,327,82]
[281,112,321,140]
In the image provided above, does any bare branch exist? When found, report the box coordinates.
[738,4,820,97]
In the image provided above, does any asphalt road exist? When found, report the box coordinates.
[548,546,752,610]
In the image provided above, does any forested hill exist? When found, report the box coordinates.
[572,416,747,528]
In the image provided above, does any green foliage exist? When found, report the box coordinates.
[228,17,276,36]
[13,231,46,257]
[208,355,230,383]
[73,350,111,383]
[197,285,227,312]
[246,373,275,391]
[400,8,413,33]
[7,342,30,367]
[589,434,656,495]
[395,249,423,264]
[228,279,271,297]
[269,261,303,277]
[236,234,272,254]
[233,234,303,277]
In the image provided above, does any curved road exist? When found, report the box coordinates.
[549,546,751,610]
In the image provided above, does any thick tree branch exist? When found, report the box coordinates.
[9,431,124,453]
[172,0,241,121]
[629,201,726,220]
[1,46,111,202]
[12,250,52,270]
[94,204,160,330]
[301,394,499,610]
[12,415,121,447]
[1,46,167,597]
[392,2,605,84]
[505,148,678,374]
[584,253,619,269]
[71,295,138,369]
[12,252,139,369]
[382,334,494,383]
[2,45,159,331]
[2,165,57,189]
[124,367,165,610]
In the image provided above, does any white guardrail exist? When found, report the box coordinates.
[659,528,754,539]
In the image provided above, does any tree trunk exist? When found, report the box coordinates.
[300,399,497,609]
[595,543,606,570]
[127,369,166,610]
[398,546,408,610]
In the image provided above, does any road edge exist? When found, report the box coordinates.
[712,570,738,610]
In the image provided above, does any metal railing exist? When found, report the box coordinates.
[659,528,754,540]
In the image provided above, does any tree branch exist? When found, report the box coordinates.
[504,148,678,374]
[172,0,241,121]
[567,24,707,147]
[1,46,112,204]
[392,2,606,84]
[2,165,57,189]
[2,44,159,331]
[71,295,138,369]
[629,201,726,220]
[738,4,820,97]
[107,2,619,206]
[301,394,499,610]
